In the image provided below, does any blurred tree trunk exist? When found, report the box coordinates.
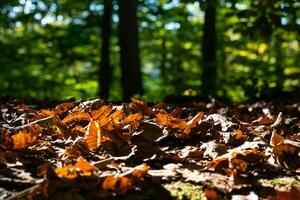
[160,36,166,78]
[201,0,217,98]
[99,0,112,100]
[118,0,143,100]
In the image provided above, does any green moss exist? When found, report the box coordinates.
[164,181,206,200]
[259,177,300,190]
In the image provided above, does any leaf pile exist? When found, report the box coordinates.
[1,98,300,199]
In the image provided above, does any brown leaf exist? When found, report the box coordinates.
[275,187,300,200]
[270,130,284,146]
[272,144,300,169]
[131,98,153,116]
[230,158,248,173]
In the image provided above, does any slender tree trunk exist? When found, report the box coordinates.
[118,0,143,100]
[99,0,113,100]
[201,0,217,98]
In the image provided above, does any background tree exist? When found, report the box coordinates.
[0,0,298,102]
[118,0,143,100]
[99,0,113,100]
[201,0,217,98]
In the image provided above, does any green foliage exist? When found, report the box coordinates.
[0,0,299,102]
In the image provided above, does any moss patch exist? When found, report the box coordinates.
[164,181,206,200]
[259,177,300,190]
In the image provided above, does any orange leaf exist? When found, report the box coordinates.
[55,165,78,179]
[204,188,219,200]
[230,158,248,172]
[62,112,90,125]
[184,112,205,134]
[257,115,274,125]
[156,112,187,130]
[131,98,153,116]
[74,157,95,172]
[12,125,41,150]
[122,113,143,126]
[270,130,284,146]
[91,105,113,120]
[53,102,76,116]
[12,131,37,150]
[235,129,245,140]
[132,163,148,179]
[85,120,101,150]
[32,109,54,121]
[102,176,132,194]
[100,109,124,131]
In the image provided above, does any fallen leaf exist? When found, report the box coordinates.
[12,125,41,150]
[74,157,95,172]
[85,120,101,150]
[61,112,90,125]
[102,176,132,194]
[132,163,148,179]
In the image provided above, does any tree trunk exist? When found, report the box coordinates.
[118,0,143,100]
[160,35,166,78]
[201,0,217,98]
[99,0,112,100]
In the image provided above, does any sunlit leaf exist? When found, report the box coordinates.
[85,120,101,150]
[61,112,90,125]
[74,156,95,172]
[53,102,76,116]
[100,109,124,131]
[12,125,42,150]
[91,105,112,120]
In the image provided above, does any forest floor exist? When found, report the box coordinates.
[1,98,300,200]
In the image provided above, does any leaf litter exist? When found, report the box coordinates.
[0,99,300,199]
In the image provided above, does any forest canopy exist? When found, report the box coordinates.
[0,0,299,102]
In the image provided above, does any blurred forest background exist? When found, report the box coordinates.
[0,0,299,103]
